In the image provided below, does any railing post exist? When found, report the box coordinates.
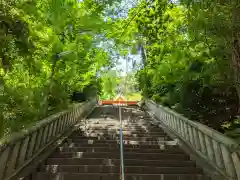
[52,120,57,137]
[33,129,42,153]
[17,136,30,167]
[179,120,184,137]
[42,125,49,145]
[212,141,225,171]
[47,123,53,142]
[221,145,237,179]
[192,128,201,151]
[183,122,189,141]
[188,125,194,146]
[0,147,11,180]
[232,151,240,180]
[26,132,37,159]
[205,135,216,163]
[5,142,21,177]
[59,116,64,132]
[198,131,207,155]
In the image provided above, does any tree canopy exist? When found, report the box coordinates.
[0,0,120,136]
[1,0,240,140]
[122,0,240,138]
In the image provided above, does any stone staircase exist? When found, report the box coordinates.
[35,106,210,180]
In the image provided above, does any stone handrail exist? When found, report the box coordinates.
[0,98,97,180]
[145,99,240,180]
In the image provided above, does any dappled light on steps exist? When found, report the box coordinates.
[34,106,211,180]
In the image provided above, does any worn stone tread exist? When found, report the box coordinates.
[36,172,210,180]
[49,152,188,160]
[32,106,211,180]
[56,147,184,153]
[41,165,202,174]
[46,158,196,167]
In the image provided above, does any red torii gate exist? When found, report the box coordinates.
[99,95,138,106]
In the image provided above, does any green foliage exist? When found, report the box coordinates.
[129,0,240,136]
[0,0,118,137]
[1,0,240,140]
[99,69,141,100]
[100,70,120,99]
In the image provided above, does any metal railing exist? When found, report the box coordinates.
[119,106,125,180]
[0,98,97,180]
[145,99,240,180]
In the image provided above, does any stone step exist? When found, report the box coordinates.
[49,152,188,160]
[41,165,202,174]
[82,124,159,127]
[68,136,171,141]
[92,122,150,125]
[70,132,168,137]
[56,147,184,154]
[61,142,179,149]
[79,129,166,135]
[81,121,154,125]
[34,106,210,180]
[69,135,171,140]
[46,158,196,167]
[36,172,210,180]
[79,123,160,127]
[81,124,156,129]
[64,139,178,146]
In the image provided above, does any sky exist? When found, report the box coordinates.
[113,54,142,76]
[105,0,142,76]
